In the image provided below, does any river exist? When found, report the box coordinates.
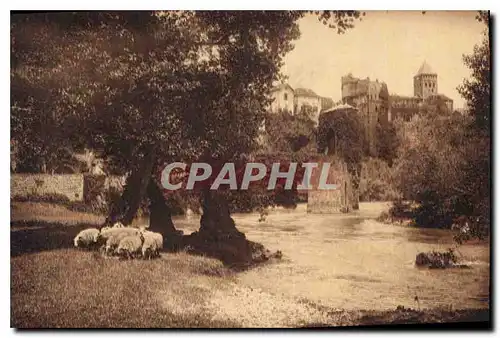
[156,202,490,311]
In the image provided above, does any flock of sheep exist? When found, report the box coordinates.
[73,222,163,259]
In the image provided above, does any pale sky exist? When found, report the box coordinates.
[282,11,487,109]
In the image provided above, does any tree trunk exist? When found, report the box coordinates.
[147,178,177,235]
[199,189,244,239]
[105,149,155,226]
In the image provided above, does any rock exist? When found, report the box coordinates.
[415,249,462,269]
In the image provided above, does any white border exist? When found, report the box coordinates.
[3,2,498,337]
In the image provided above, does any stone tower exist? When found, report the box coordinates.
[413,61,437,100]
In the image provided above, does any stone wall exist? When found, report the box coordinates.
[307,157,355,214]
[11,174,126,202]
[11,174,85,201]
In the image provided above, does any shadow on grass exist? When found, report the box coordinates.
[11,221,96,257]
[11,249,238,328]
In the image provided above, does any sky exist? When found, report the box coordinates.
[281,11,487,109]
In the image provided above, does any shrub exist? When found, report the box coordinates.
[359,158,400,202]
[392,113,489,237]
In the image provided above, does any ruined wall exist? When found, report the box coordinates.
[11,174,85,201]
[11,174,126,202]
[307,156,355,214]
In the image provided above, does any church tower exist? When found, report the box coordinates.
[413,61,437,99]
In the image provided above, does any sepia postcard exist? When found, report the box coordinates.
[10,10,491,329]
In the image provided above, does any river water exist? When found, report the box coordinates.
[161,202,490,311]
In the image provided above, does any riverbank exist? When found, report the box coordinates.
[11,249,489,328]
[11,201,490,328]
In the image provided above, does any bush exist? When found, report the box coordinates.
[359,158,400,202]
[392,113,489,237]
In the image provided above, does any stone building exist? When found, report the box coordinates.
[389,61,454,121]
[389,95,422,121]
[294,88,322,119]
[341,74,390,156]
[414,61,438,99]
[270,83,295,114]
[269,83,324,125]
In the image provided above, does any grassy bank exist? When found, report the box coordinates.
[11,250,237,328]
[10,202,490,328]
[11,249,489,328]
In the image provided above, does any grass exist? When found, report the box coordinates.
[11,201,491,328]
[11,250,237,328]
[11,202,238,328]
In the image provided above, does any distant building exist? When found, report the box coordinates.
[389,61,454,121]
[294,87,322,120]
[389,95,422,121]
[269,84,328,125]
[270,83,295,114]
[341,74,390,156]
[414,61,438,99]
[426,93,454,113]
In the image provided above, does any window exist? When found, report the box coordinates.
[284,93,288,101]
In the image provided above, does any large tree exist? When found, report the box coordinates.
[11,11,363,260]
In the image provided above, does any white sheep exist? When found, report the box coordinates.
[117,235,144,259]
[98,227,141,249]
[140,230,164,259]
[74,228,100,248]
[100,227,139,240]
[104,231,135,255]
[113,222,124,228]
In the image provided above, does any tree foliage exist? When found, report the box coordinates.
[11,11,362,172]
[393,112,489,238]
[388,11,491,241]
[11,11,363,233]
[359,158,400,202]
[375,121,399,166]
[262,109,317,161]
[317,108,364,167]
[458,11,490,134]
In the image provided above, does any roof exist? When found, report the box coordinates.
[416,61,436,75]
[294,88,319,98]
[271,83,294,92]
[322,103,357,114]
[428,93,453,102]
[390,95,422,101]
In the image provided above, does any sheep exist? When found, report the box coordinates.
[74,228,100,248]
[140,230,164,259]
[117,234,144,259]
[99,227,140,244]
[113,222,124,228]
[104,231,136,255]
